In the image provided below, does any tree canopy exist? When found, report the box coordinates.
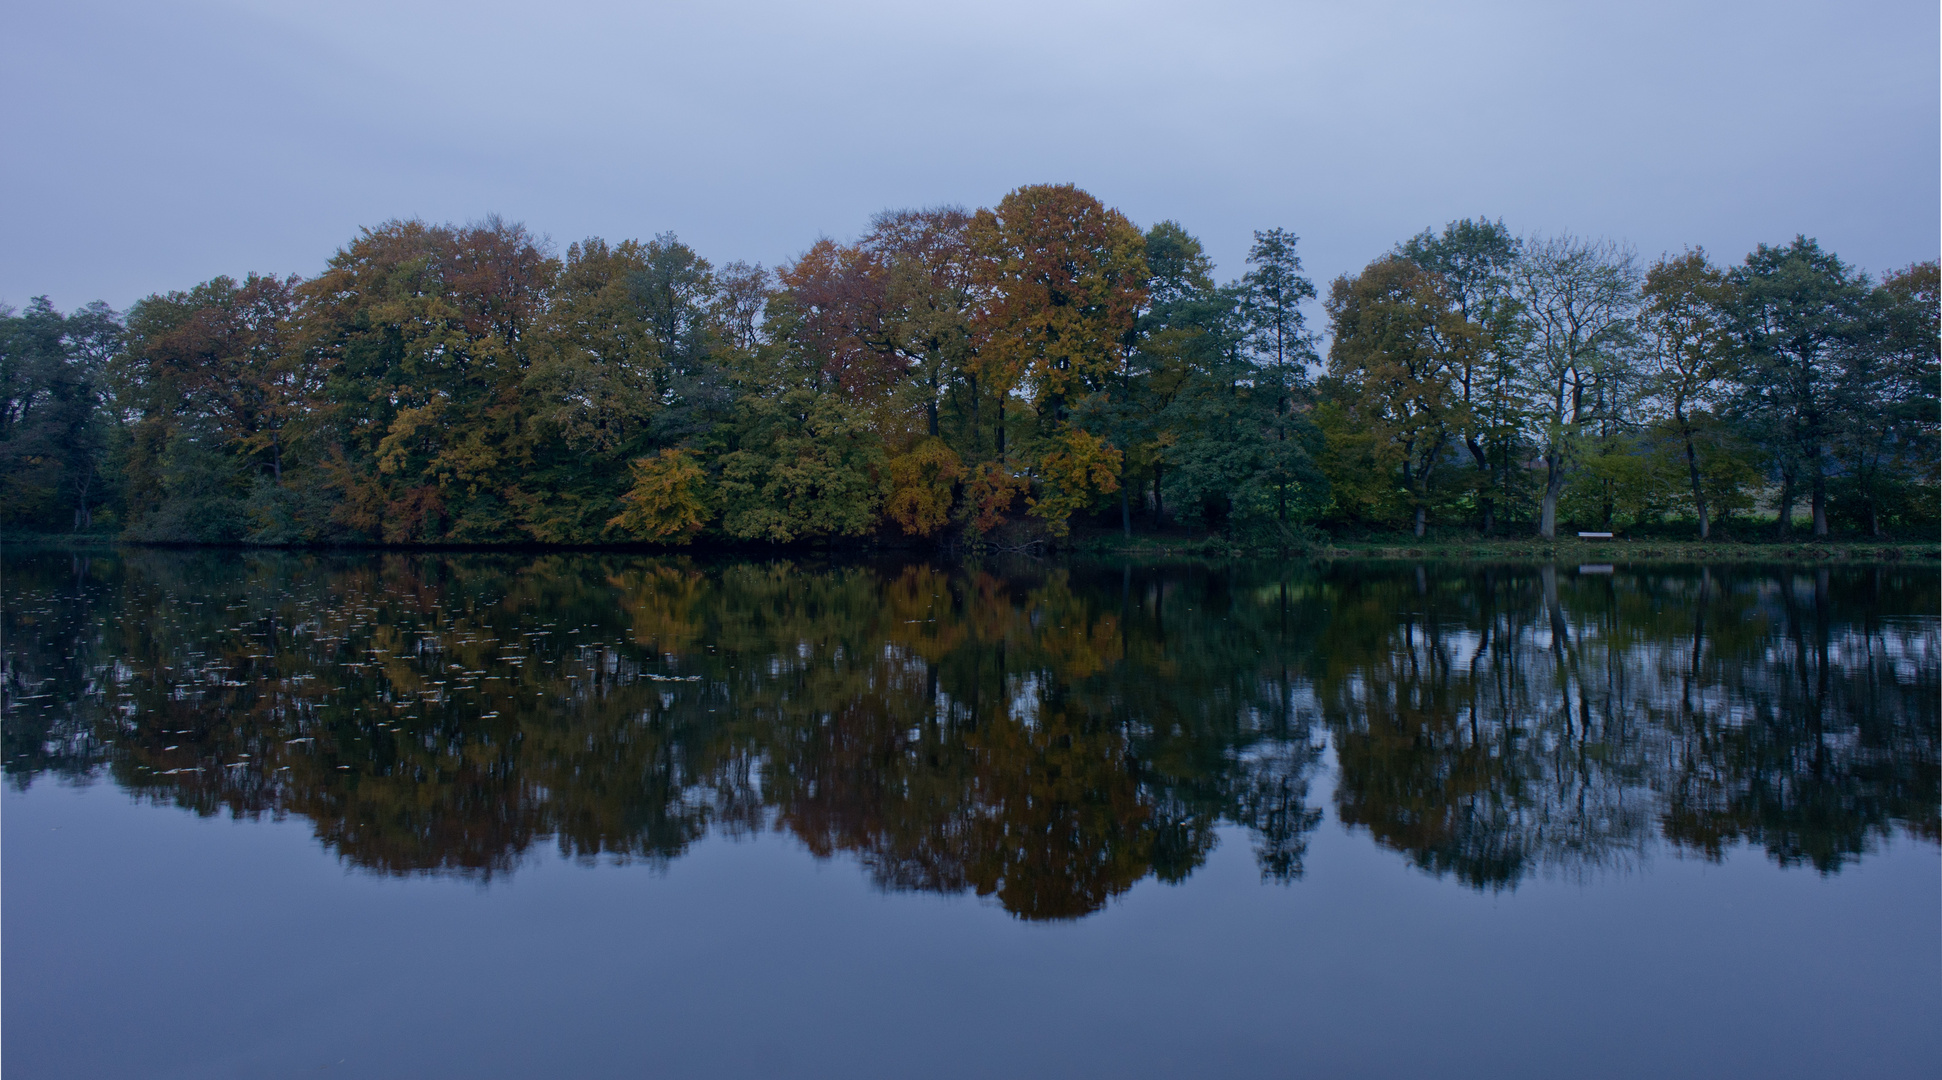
[4,192,1934,545]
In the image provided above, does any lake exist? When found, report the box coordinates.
[3,549,1937,1078]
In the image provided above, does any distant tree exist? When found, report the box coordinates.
[112,274,314,541]
[1639,249,1734,537]
[1830,260,1939,534]
[1237,228,1321,526]
[775,237,898,403]
[712,277,889,543]
[712,260,771,357]
[883,436,964,538]
[862,207,978,444]
[1397,218,1523,531]
[1510,235,1641,538]
[302,218,557,542]
[967,184,1147,535]
[20,200,1928,549]
[0,298,118,531]
[521,238,678,542]
[631,232,734,447]
[1160,353,1324,539]
[715,387,886,542]
[1100,220,1220,534]
[1127,224,1327,540]
[1324,257,1475,536]
[1727,237,1871,538]
[609,447,710,543]
[776,208,979,534]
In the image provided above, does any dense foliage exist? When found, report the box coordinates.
[3,188,1934,545]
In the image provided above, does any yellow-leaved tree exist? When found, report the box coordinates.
[884,437,965,537]
[967,184,1147,534]
[1028,428,1122,536]
[608,448,710,544]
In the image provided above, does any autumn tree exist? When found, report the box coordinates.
[775,236,900,405]
[1323,257,1474,536]
[775,208,978,536]
[968,184,1146,534]
[864,208,979,442]
[521,238,702,541]
[609,447,710,543]
[1638,249,1736,538]
[112,273,319,540]
[713,283,888,543]
[302,217,556,542]
[1398,218,1524,531]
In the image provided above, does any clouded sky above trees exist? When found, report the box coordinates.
[4,0,1935,310]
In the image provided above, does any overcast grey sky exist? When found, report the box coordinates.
[3,0,1936,313]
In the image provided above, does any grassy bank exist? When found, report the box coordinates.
[5,529,1937,565]
[1072,530,1940,564]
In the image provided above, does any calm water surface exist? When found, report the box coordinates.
[4,550,1937,1078]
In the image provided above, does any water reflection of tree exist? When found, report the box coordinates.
[688,564,1329,919]
[1656,569,1941,870]
[1315,566,1659,889]
[2,552,1932,914]
[1312,564,1938,888]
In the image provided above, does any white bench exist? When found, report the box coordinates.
[1576,532,1614,539]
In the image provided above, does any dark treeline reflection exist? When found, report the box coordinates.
[3,552,1934,917]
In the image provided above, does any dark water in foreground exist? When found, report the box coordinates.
[3,550,1937,1078]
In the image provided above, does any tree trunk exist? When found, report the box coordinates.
[71,467,95,533]
[1121,481,1131,538]
[1152,466,1165,527]
[1538,454,1563,540]
[1775,472,1794,539]
[1811,472,1828,537]
[1276,392,1289,526]
[1467,440,1492,534]
[967,374,982,458]
[1413,504,1426,537]
[1684,430,1709,540]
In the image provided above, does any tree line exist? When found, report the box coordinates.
[2,185,1934,546]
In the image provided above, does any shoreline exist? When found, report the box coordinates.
[4,532,1937,565]
[1073,535,1941,563]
